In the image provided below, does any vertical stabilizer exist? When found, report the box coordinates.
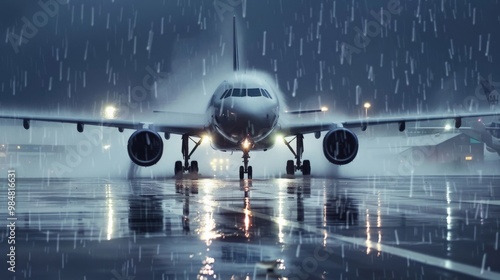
[233,16,240,72]
[480,77,499,106]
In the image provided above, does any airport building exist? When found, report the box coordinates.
[399,133,484,166]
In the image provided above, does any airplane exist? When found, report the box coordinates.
[459,77,500,155]
[406,77,500,156]
[1,16,500,179]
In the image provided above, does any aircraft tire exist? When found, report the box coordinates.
[239,166,244,180]
[190,161,199,173]
[174,161,183,175]
[302,160,311,175]
[286,160,294,175]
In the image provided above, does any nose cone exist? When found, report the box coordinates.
[216,98,278,141]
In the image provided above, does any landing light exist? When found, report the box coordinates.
[103,144,111,150]
[321,106,328,112]
[444,124,452,131]
[465,155,473,161]
[275,134,284,143]
[202,135,211,143]
[242,139,251,150]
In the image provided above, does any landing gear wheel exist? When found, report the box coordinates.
[286,160,295,175]
[247,166,253,179]
[190,161,199,173]
[178,134,203,176]
[239,166,244,180]
[174,161,183,175]
[302,160,311,175]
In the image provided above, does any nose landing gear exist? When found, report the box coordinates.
[239,150,253,180]
[239,139,253,180]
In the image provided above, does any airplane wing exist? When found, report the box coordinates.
[279,111,500,136]
[0,113,207,136]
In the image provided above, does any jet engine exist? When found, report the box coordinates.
[322,128,359,165]
[127,129,164,166]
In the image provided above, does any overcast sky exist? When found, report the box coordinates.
[1,0,499,119]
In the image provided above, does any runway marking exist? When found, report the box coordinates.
[463,200,500,206]
[206,199,500,280]
[330,235,499,280]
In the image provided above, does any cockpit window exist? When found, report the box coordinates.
[231,88,247,97]
[221,88,272,98]
[247,88,262,97]
[220,89,232,99]
[261,89,272,99]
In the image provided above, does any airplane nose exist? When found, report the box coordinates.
[235,100,276,123]
[216,99,277,139]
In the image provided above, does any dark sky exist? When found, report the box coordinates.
[0,0,499,119]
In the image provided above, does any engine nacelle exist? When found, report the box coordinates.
[322,128,359,165]
[127,129,164,167]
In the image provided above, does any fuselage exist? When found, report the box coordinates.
[206,74,280,151]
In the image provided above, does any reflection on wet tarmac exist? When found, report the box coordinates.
[128,182,164,234]
[1,176,500,279]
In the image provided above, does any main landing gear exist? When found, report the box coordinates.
[174,134,202,176]
[284,134,311,176]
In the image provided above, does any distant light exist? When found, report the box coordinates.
[444,124,452,131]
[363,102,371,118]
[321,106,328,112]
[16,145,20,149]
[103,105,117,119]
[465,155,473,161]
[103,144,111,150]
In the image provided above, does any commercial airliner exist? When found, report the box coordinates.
[459,78,500,155]
[2,17,500,179]
[407,77,500,156]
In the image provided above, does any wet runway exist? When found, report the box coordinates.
[1,175,500,279]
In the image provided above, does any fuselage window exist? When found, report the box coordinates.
[247,88,262,97]
[232,88,247,97]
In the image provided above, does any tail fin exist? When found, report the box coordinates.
[470,120,494,147]
[480,77,499,106]
[233,16,239,72]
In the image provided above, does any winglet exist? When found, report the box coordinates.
[233,16,239,72]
